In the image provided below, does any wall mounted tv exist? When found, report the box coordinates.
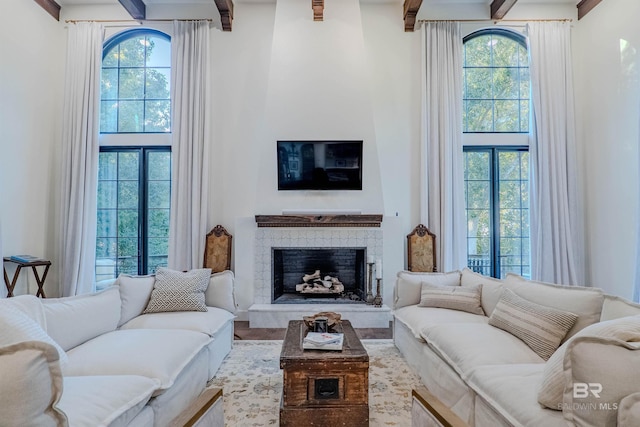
[277,140,363,191]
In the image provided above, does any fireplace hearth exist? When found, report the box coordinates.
[272,247,366,304]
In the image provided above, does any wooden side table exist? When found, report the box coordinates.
[3,257,51,298]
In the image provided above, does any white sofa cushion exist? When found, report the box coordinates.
[0,341,67,426]
[421,322,544,380]
[419,282,484,315]
[59,375,159,427]
[562,337,640,427]
[0,303,68,366]
[205,270,236,313]
[120,306,235,337]
[601,294,640,321]
[538,314,640,409]
[394,270,460,309]
[467,364,567,427]
[144,267,210,314]
[460,268,504,316]
[488,289,578,360]
[116,274,155,326]
[43,286,121,351]
[64,329,211,395]
[0,294,47,329]
[394,305,488,341]
[505,273,604,340]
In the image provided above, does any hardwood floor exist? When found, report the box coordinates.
[233,321,393,340]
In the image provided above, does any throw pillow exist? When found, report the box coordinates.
[143,267,211,314]
[562,337,640,426]
[537,314,640,410]
[488,289,578,361]
[0,303,68,367]
[394,270,461,309]
[419,282,484,315]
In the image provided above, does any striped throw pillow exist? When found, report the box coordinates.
[419,282,485,315]
[143,267,211,314]
[488,289,578,360]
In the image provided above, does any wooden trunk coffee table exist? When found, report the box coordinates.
[279,320,369,427]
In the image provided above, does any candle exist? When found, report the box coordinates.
[375,259,382,279]
[367,255,374,264]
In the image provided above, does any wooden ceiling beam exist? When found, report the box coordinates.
[490,0,518,20]
[577,0,602,20]
[214,0,234,31]
[34,0,61,21]
[403,0,423,32]
[312,0,324,21]
[118,0,146,20]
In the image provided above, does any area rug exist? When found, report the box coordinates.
[207,340,421,426]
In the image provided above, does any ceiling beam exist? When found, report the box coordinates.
[214,0,234,31]
[118,0,145,20]
[403,0,423,32]
[577,0,602,20]
[34,0,61,21]
[490,0,518,20]
[312,0,324,21]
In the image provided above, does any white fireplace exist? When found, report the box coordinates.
[248,215,392,328]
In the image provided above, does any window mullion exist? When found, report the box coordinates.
[491,148,500,278]
[139,148,147,275]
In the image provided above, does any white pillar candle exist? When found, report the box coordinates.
[375,259,382,279]
[367,255,374,264]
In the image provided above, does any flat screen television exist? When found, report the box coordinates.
[277,140,363,191]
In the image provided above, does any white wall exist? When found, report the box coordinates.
[210,1,420,315]
[573,0,640,298]
[0,0,66,297]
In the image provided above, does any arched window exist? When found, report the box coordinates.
[463,28,529,133]
[96,29,172,284]
[463,28,530,279]
[100,28,171,133]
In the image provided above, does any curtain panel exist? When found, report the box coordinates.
[420,22,467,272]
[527,21,583,285]
[168,20,212,271]
[58,22,103,296]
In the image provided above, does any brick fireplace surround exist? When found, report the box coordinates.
[248,215,392,328]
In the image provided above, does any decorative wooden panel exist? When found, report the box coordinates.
[203,225,232,273]
[407,224,437,272]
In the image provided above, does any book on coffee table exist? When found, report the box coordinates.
[303,332,344,350]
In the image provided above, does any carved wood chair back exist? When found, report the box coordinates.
[203,225,232,273]
[407,224,437,272]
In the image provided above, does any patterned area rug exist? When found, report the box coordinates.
[207,340,421,426]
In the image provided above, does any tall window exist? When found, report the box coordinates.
[463,29,530,278]
[96,29,172,283]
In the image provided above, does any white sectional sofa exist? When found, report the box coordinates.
[0,269,236,426]
[394,268,640,427]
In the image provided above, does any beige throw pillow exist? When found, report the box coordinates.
[538,314,640,410]
[419,282,484,315]
[562,337,640,426]
[488,289,578,361]
[394,270,461,309]
[143,267,211,314]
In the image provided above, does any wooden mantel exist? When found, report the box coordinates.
[255,214,383,228]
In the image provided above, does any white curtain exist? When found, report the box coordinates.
[59,22,103,296]
[527,22,582,285]
[420,22,467,272]
[168,20,212,271]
